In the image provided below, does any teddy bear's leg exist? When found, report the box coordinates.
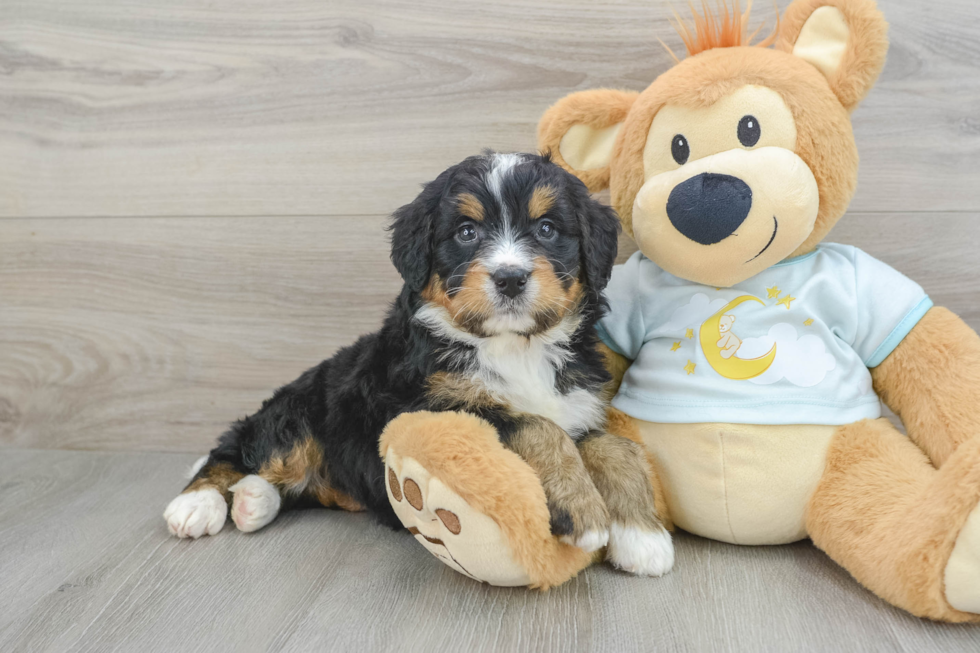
[806,418,980,622]
[379,411,595,589]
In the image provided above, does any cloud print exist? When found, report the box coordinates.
[738,323,837,387]
[650,293,728,337]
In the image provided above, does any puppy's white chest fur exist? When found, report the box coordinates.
[471,333,605,438]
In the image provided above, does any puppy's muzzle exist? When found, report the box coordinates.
[666,173,753,245]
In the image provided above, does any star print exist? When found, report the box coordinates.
[685,329,694,339]
[777,294,796,309]
[684,360,696,375]
[804,318,814,326]
[766,285,782,299]
[671,341,682,352]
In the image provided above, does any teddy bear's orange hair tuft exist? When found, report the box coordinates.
[663,0,779,61]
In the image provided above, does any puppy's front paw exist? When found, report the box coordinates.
[164,489,227,539]
[607,523,674,576]
[550,493,610,553]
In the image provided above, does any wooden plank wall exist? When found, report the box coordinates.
[2,0,979,452]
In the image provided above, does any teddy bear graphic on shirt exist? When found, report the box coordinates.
[716,315,741,359]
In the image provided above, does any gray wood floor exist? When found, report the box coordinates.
[1,449,979,653]
[2,0,980,649]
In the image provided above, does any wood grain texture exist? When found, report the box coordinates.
[2,212,978,453]
[0,215,400,451]
[1,0,979,218]
[0,449,978,652]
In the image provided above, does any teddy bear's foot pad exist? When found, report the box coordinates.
[946,500,980,614]
[385,448,532,586]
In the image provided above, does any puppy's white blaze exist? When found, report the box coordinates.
[186,455,209,479]
[230,475,282,533]
[485,235,533,272]
[164,489,227,539]
[485,153,524,206]
[607,523,675,577]
[560,529,609,553]
[486,152,525,232]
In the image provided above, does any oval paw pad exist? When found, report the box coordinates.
[384,455,531,586]
[388,466,461,534]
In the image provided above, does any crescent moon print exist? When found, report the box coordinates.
[698,296,777,380]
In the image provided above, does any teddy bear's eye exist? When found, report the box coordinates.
[738,115,761,147]
[671,134,690,165]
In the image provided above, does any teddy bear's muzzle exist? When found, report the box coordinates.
[632,146,819,287]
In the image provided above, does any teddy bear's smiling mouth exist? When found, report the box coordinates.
[746,216,778,263]
[408,525,445,546]
[407,526,481,581]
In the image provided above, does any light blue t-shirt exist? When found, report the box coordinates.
[597,244,933,425]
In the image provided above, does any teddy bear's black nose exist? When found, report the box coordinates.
[666,173,753,245]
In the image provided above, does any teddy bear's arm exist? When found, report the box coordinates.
[871,306,980,467]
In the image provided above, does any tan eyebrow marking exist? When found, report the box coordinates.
[456,193,485,221]
[528,185,557,219]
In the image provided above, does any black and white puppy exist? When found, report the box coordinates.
[164,152,672,575]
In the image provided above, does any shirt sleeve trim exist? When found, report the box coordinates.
[864,295,934,368]
[595,322,629,358]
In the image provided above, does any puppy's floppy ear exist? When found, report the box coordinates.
[575,190,622,297]
[389,174,446,292]
[777,0,888,111]
[538,89,638,193]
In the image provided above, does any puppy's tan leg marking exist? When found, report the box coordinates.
[312,485,365,512]
[259,436,323,494]
[185,462,245,502]
[507,417,609,552]
[579,433,674,576]
[259,436,364,513]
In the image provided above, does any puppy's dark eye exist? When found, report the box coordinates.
[738,115,760,147]
[671,135,689,165]
[456,223,479,244]
[536,220,557,240]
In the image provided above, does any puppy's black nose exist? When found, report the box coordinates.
[666,173,753,245]
[492,267,528,299]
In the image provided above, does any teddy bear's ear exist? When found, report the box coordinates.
[777,0,888,111]
[537,89,638,192]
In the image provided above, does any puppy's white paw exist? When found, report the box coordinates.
[607,523,674,576]
[164,489,227,539]
[560,529,610,553]
[230,475,281,533]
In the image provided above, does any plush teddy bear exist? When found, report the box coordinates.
[536,0,980,622]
